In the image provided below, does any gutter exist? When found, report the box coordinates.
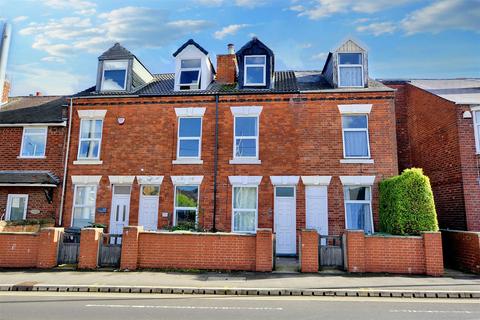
[0,121,67,127]
[58,98,73,226]
[0,183,57,187]
[212,95,219,232]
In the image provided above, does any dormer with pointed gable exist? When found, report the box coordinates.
[96,43,153,93]
[322,39,369,89]
[173,39,214,91]
[236,37,274,90]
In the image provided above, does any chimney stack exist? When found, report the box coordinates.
[216,44,237,84]
[1,79,9,104]
[0,22,11,107]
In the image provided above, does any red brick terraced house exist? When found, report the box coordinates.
[0,96,68,224]
[63,38,398,256]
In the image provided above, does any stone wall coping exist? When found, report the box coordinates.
[0,231,39,236]
[139,230,258,237]
[441,229,480,235]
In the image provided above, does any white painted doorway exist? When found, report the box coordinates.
[138,185,160,231]
[305,186,328,243]
[274,186,297,255]
[109,185,131,235]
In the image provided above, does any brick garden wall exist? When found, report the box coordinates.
[442,230,480,274]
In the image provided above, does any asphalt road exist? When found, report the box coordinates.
[0,292,479,320]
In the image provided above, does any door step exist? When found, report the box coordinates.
[274,257,299,273]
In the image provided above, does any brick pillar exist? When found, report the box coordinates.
[255,228,273,272]
[120,226,143,270]
[345,230,366,273]
[300,229,318,273]
[423,232,444,276]
[78,228,103,270]
[36,227,63,269]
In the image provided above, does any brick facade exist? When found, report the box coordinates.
[442,230,480,274]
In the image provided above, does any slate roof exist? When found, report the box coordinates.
[1,96,62,111]
[99,42,135,60]
[0,171,60,186]
[172,39,209,57]
[409,79,480,105]
[0,97,67,124]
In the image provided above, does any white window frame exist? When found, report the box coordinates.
[472,107,480,154]
[173,184,200,226]
[341,114,371,159]
[101,59,128,91]
[71,184,97,227]
[19,126,47,158]
[337,52,364,88]
[178,59,201,88]
[77,118,104,161]
[6,194,28,221]
[176,117,203,160]
[343,185,374,233]
[244,55,266,86]
[233,115,260,160]
[231,185,259,234]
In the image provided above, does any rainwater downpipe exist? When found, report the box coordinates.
[58,97,73,226]
[212,94,219,232]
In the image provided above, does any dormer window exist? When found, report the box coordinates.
[101,60,128,91]
[179,59,201,90]
[244,55,266,86]
[338,53,363,87]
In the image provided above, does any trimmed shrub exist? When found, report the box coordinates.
[379,168,438,235]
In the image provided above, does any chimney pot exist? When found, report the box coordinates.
[35,91,42,96]
[227,43,235,54]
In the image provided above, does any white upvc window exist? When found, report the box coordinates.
[472,108,480,153]
[72,185,97,228]
[232,186,258,233]
[101,60,128,91]
[338,53,363,87]
[178,59,201,90]
[342,114,370,158]
[234,116,259,159]
[20,127,47,158]
[177,117,202,159]
[244,55,266,86]
[343,185,373,234]
[6,194,28,221]
[173,185,199,226]
[78,119,103,160]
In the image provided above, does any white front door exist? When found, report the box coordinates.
[138,185,160,231]
[274,186,296,255]
[6,194,28,221]
[109,185,131,235]
[306,185,328,239]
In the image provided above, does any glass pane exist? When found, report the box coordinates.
[339,66,363,87]
[179,139,200,157]
[22,134,46,157]
[179,118,201,137]
[346,203,372,233]
[346,186,370,201]
[114,186,131,195]
[103,69,126,90]
[75,186,96,206]
[176,209,196,225]
[339,53,362,65]
[233,210,256,232]
[180,70,200,84]
[181,59,201,68]
[104,60,128,69]
[233,187,257,209]
[342,115,367,129]
[235,117,257,136]
[245,66,264,84]
[344,131,369,157]
[80,120,102,139]
[74,206,94,220]
[276,187,294,197]
[142,185,160,196]
[24,128,46,135]
[175,186,198,208]
[245,56,266,65]
[9,196,26,220]
[476,111,480,123]
[235,138,256,157]
[79,140,100,158]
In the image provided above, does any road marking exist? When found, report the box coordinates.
[85,304,283,311]
[390,309,479,314]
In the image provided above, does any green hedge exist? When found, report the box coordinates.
[379,168,438,235]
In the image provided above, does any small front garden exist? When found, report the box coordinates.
[0,218,55,232]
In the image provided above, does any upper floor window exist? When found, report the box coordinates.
[178,117,202,158]
[342,114,370,158]
[244,55,266,86]
[338,53,363,87]
[179,59,201,90]
[344,185,373,234]
[101,60,128,91]
[234,116,258,158]
[473,109,480,153]
[78,119,103,160]
[20,127,47,158]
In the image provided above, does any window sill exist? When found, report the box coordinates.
[17,156,46,159]
[340,159,374,164]
[73,159,103,165]
[229,159,262,165]
[172,159,204,165]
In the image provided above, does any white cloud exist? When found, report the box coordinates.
[214,24,250,39]
[195,0,267,7]
[42,0,97,15]
[311,52,328,60]
[356,22,396,36]
[402,0,480,34]
[299,43,312,49]
[13,16,28,23]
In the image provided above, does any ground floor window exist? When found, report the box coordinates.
[72,185,97,228]
[174,185,199,226]
[344,186,373,234]
[232,186,258,233]
[6,194,28,221]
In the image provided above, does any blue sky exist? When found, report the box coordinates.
[0,0,479,96]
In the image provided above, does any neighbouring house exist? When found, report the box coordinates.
[63,37,397,257]
[0,95,68,224]
[384,79,480,231]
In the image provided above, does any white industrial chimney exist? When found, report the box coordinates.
[0,22,12,106]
